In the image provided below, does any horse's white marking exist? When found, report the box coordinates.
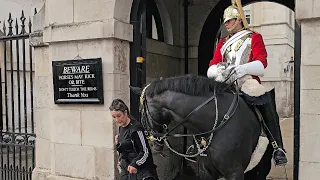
[245,135,269,172]
[218,135,269,179]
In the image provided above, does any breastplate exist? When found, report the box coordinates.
[223,33,252,66]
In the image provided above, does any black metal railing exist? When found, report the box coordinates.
[0,9,36,180]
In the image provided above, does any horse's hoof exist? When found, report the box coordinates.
[274,155,288,166]
[274,159,288,166]
[273,149,288,166]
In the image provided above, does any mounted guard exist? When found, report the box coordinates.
[207,0,287,166]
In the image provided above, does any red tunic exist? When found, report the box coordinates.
[209,32,268,83]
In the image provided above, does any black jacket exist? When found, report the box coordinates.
[116,119,155,170]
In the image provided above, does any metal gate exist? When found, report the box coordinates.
[0,10,36,180]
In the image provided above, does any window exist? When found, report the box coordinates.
[146,0,164,42]
[244,10,251,25]
[152,15,159,40]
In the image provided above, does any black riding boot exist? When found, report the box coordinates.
[257,88,288,166]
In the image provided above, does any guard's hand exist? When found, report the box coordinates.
[234,65,247,79]
[207,65,218,78]
[127,165,137,174]
[115,135,119,144]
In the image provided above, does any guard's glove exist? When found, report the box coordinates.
[207,62,228,79]
[207,65,222,78]
[234,65,247,79]
[234,61,265,79]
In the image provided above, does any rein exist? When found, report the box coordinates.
[143,69,239,139]
[150,89,239,138]
[163,90,239,158]
[140,79,240,158]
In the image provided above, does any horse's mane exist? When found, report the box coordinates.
[145,74,229,97]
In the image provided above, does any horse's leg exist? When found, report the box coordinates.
[224,172,244,180]
[244,169,257,180]
[198,157,220,180]
[254,144,273,179]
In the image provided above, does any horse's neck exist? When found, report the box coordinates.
[156,91,216,132]
[157,91,208,114]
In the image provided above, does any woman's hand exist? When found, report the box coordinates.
[127,165,137,174]
[115,135,119,144]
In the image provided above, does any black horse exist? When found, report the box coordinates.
[130,74,273,180]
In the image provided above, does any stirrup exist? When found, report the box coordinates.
[271,141,279,149]
[272,148,288,166]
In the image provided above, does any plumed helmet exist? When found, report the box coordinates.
[223,0,249,28]
[223,5,240,24]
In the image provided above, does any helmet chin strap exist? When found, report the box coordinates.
[227,18,242,33]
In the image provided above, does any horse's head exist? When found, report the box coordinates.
[130,85,172,152]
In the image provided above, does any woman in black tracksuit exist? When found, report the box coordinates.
[109,99,158,180]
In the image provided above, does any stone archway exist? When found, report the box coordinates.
[198,1,296,118]
[113,0,134,23]
[114,0,301,179]
[128,0,176,119]
[197,1,299,179]
[198,0,295,76]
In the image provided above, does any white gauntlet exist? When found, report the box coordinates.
[234,61,265,79]
[207,63,228,79]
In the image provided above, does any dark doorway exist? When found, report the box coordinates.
[130,0,146,119]
[129,0,165,119]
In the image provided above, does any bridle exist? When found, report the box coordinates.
[139,76,241,158]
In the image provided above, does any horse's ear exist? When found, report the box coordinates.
[129,86,142,96]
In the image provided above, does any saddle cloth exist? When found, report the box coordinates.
[217,134,269,180]
[218,108,270,179]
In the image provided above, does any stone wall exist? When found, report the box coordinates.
[296,0,320,178]
[247,2,295,117]
[31,0,133,179]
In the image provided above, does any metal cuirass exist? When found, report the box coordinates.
[222,31,253,67]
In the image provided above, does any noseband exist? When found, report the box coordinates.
[139,84,167,141]
[140,98,168,141]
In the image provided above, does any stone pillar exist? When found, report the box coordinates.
[296,0,320,179]
[30,1,132,179]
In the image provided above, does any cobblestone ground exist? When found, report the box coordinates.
[267,118,293,180]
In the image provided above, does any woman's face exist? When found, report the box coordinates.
[224,18,237,32]
[110,110,129,127]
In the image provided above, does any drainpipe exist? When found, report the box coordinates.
[182,0,190,176]
[184,0,189,75]
[293,21,301,180]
